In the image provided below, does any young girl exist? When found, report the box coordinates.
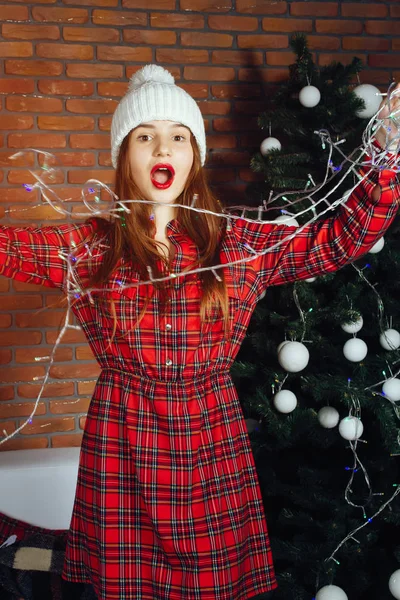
[0,65,399,600]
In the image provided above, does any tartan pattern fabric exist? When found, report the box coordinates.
[0,167,399,600]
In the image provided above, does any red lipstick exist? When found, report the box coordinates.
[150,163,176,189]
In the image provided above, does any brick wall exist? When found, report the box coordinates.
[0,0,399,451]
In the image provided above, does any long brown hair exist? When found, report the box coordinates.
[90,129,230,331]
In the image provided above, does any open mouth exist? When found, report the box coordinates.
[150,163,176,189]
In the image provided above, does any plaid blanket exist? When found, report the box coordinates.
[0,512,96,600]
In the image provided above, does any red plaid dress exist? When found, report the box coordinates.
[0,167,398,600]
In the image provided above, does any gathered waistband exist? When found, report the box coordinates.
[101,366,231,387]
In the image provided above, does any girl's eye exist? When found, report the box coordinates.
[138,134,151,141]
[174,135,185,141]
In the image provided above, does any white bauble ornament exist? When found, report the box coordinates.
[260,137,281,155]
[343,338,368,362]
[318,406,340,429]
[273,389,297,413]
[305,277,316,283]
[278,341,310,373]
[274,214,299,227]
[277,340,290,354]
[380,328,400,351]
[382,378,400,402]
[299,85,321,108]
[369,236,385,254]
[315,585,348,600]
[389,569,400,599]
[339,416,364,440]
[245,418,260,434]
[341,315,363,334]
[354,83,381,118]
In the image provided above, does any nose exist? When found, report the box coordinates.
[154,136,172,157]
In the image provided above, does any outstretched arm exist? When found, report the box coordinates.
[0,221,96,290]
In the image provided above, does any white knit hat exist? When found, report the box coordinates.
[111,65,206,168]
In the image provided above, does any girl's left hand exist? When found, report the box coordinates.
[374,82,400,153]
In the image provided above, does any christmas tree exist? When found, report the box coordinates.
[232,34,400,599]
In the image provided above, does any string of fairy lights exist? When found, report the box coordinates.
[1,85,400,599]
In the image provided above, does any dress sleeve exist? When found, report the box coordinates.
[0,220,96,290]
[230,165,399,289]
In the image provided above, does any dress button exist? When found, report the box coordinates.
[165,323,172,331]
[166,358,173,366]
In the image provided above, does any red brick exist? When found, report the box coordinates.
[237,0,287,14]
[32,6,89,24]
[180,0,232,11]
[211,84,261,99]
[15,347,72,363]
[46,329,86,344]
[0,386,14,401]
[8,203,65,220]
[0,187,39,203]
[93,9,146,26]
[8,133,67,149]
[96,82,128,98]
[393,39,400,51]
[0,42,32,58]
[39,80,94,96]
[0,6,29,21]
[67,98,117,114]
[50,363,101,379]
[184,66,235,81]
[0,331,41,347]
[290,2,338,16]
[0,115,33,129]
[262,17,312,32]
[212,50,263,66]
[99,116,112,131]
[181,31,233,48]
[123,30,176,45]
[0,349,11,365]
[64,26,119,43]
[52,433,83,447]
[66,63,123,79]
[68,170,114,184]
[69,133,110,149]
[16,311,66,328]
[50,397,90,414]
[37,43,93,60]
[0,315,12,328]
[208,15,257,31]
[198,101,231,115]
[97,45,154,61]
[0,79,34,94]
[38,115,95,131]
[156,49,209,64]
[2,24,60,40]
[265,51,296,66]
[342,3,387,18]
[369,54,400,69]
[151,12,204,28]
[391,6,400,18]
[316,20,362,34]
[0,402,47,418]
[206,134,236,148]
[6,96,62,112]
[63,0,118,4]
[343,37,389,52]
[366,20,399,36]
[78,380,96,395]
[49,152,96,167]
[213,119,258,134]
[0,437,49,452]
[308,36,340,51]
[18,381,75,399]
[238,35,288,49]
[2,365,46,384]
[5,59,62,76]
[20,417,76,435]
